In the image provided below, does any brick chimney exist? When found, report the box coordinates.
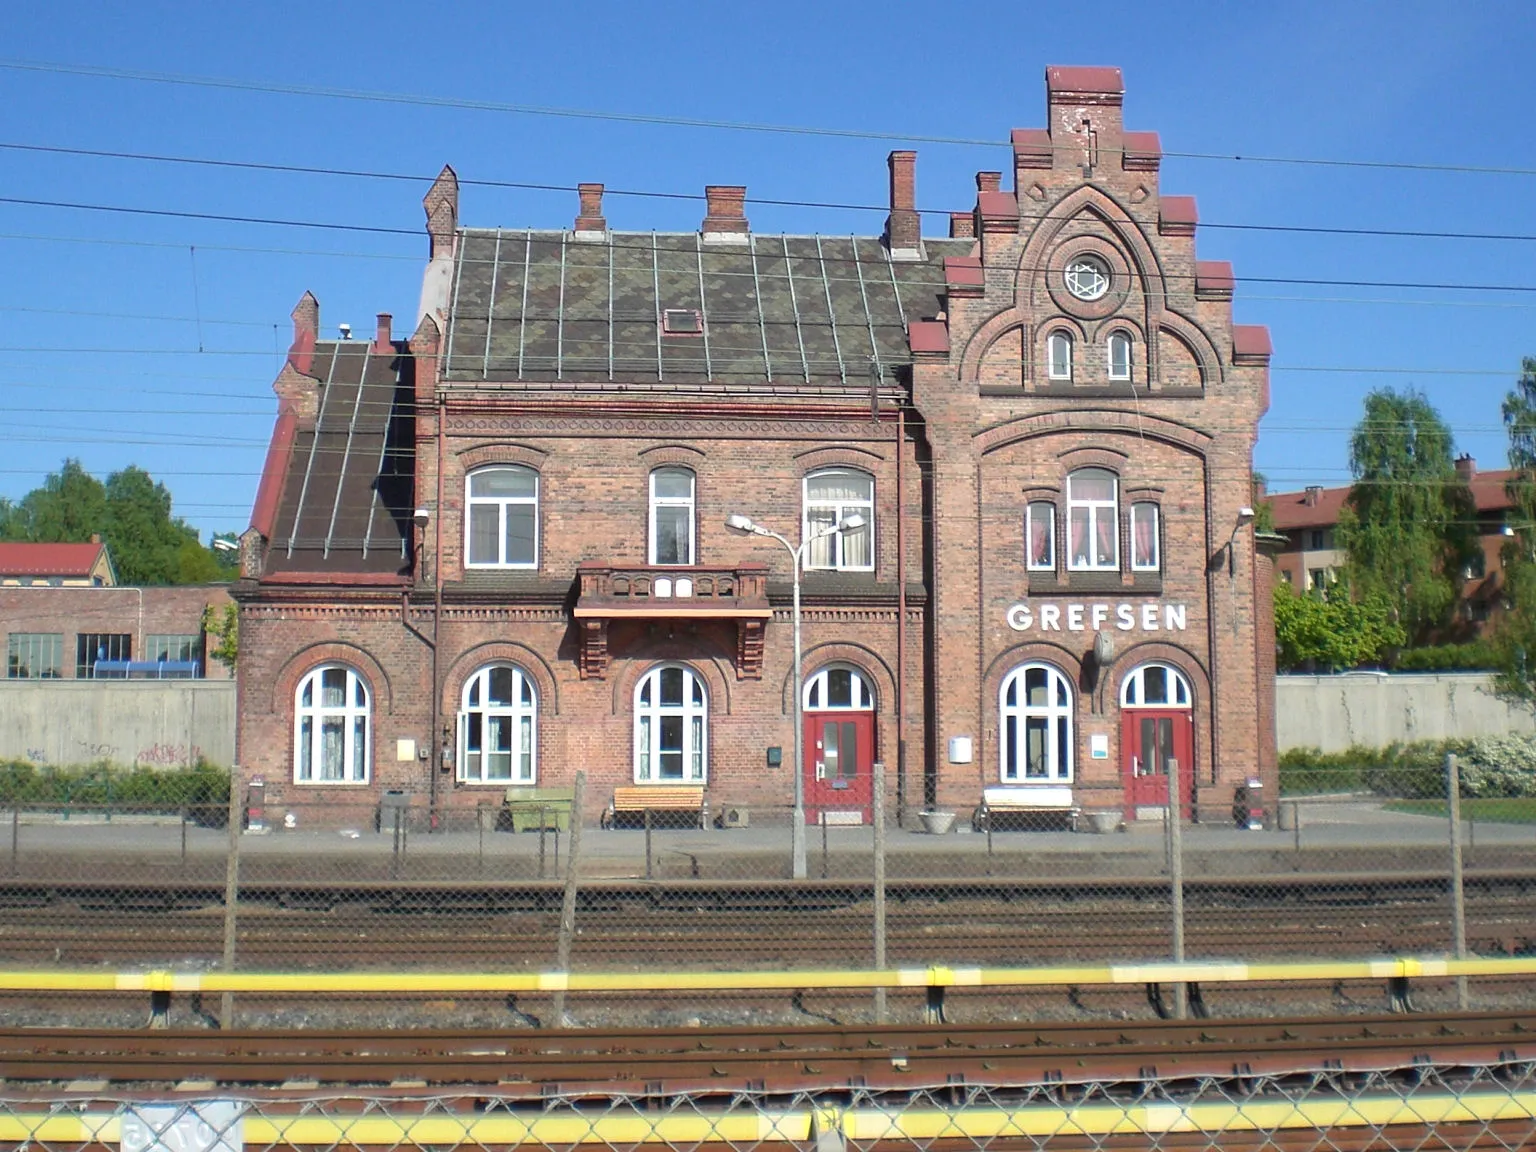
[1304,485,1322,507]
[374,313,393,353]
[422,165,459,260]
[976,171,1002,193]
[886,151,920,255]
[702,185,748,236]
[575,183,606,233]
[1045,66,1124,176]
[1456,454,1476,483]
[949,212,975,239]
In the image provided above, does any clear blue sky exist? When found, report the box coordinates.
[1,0,1534,539]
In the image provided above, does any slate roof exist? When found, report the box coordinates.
[442,231,968,386]
[264,339,416,578]
[0,541,109,578]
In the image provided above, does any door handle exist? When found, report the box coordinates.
[815,761,826,780]
[1132,755,1141,777]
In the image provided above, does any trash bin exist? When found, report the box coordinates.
[378,789,411,833]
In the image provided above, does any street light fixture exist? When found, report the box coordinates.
[726,510,867,880]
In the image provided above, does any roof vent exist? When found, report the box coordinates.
[661,309,703,336]
[338,323,352,340]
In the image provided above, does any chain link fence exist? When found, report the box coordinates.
[3,1059,1536,1152]
[0,755,1532,1026]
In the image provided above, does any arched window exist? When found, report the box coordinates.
[1000,664,1073,782]
[466,465,539,568]
[1121,663,1192,708]
[804,665,873,710]
[1067,468,1119,571]
[804,468,874,571]
[1108,332,1132,380]
[1047,331,1073,381]
[634,665,707,782]
[1130,502,1160,571]
[458,664,537,784]
[649,468,695,566]
[294,665,370,784]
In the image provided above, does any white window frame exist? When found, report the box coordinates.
[648,468,696,566]
[1000,663,1074,783]
[1064,255,1111,301]
[803,468,875,572]
[1108,331,1132,380]
[633,664,707,783]
[465,465,539,569]
[1026,501,1056,572]
[1066,468,1119,571]
[1120,662,1192,709]
[1130,502,1161,572]
[457,664,538,785]
[1047,331,1073,381]
[803,665,874,711]
[294,664,370,785]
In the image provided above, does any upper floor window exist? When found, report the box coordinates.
[634,664,707,782]
[1308,529,1325,550]
[295,665,370,784]
[1067,468,1118,571]
[458,664,537,784]
[1130,502,1160,572]
[1026,501,1056,571]
[1048,332,1073,381]
[1108,332,1132,380]
[649,467,695,566]
[804,469,874,571]
[1064,256,1111,301]
[467,465,538,568]
[7,632,62,679]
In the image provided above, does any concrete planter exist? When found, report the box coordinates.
[1081,810,1121,834]
[920,810,957,835]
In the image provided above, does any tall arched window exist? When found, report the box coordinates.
[458,664,537,784]
[804,468,874,571]
[999,664,1073,783]
[1067,468,1119,571]
[634,665,707,782]
[1047,331,1073,381]
[466,465,539,568]
[1107,331,1132,380]
[294,665,370,784]
[649,468,695,566]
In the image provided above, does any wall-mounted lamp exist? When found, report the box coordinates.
[413,507,431,527]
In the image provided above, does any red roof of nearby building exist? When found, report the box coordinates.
[1266,463,1518,532]
[0,540,107,577]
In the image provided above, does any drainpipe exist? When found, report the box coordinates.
[895,405,907,826]
[429,392,445,829]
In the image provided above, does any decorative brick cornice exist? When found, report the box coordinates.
[1055,446,1131,472]
[792,445,886,475]
[976,408,1214,457]
[637,443,707,467]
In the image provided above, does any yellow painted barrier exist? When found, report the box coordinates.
[0,955,1530,996]
[0,1091,1531,1147]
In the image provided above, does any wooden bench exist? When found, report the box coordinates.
[602,785,707,830]
[502,786,575,832]
[972,785,1080,832]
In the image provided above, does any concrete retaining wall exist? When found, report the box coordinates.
[0,681,235,768]
[1276,673,1536,752]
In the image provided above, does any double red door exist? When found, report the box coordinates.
[1122,711,1195,819]
[804,712,874,824]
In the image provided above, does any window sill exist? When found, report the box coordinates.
[1028,571,1163,596]
[292,780,372,788]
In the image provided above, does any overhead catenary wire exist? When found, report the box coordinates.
[6,58,1536,180]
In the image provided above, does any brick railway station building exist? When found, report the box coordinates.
[233,66,1277,827]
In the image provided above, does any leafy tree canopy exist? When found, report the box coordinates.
[1336,388,1475,646]
[1274,579,1406,672]
[1494,358,1536,705]
[0,458,232,585]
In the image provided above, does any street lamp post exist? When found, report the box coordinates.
[726,510,866,880]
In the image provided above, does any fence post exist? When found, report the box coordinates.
[1446,753,1469,1010]
[9,806,17,877]
[552,770,586,1027]
[644,807,653,881]
[1167,757,1187,1020]
[219,774,242,1029]
[872,764,887,1024]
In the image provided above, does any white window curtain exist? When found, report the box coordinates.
[466,466,539,567]
[295,665,370,784]
[1067,468,1119,571]
[634,665,708,783]
[649,468,695,566]
[458,664,537,784]
[803,469,874,570]
[999,664,1073,783]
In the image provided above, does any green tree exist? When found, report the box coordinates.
[0,459,229,585]
[202,603,238,672]
[1335,388,1475,646]
[1494,357,1536,704]
[1274,579,1405,671]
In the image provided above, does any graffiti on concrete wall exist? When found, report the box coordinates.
[135,742,204,766]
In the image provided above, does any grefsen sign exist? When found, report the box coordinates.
[1005,601,1188,633]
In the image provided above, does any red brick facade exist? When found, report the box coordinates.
[234,67,1274,827]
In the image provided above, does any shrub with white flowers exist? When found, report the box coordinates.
[1459,734,1536,798]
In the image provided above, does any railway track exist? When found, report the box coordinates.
[3,1011,1535,1088]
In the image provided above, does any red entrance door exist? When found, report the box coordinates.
[1122,711,1195,819]
[804,712,874,824]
